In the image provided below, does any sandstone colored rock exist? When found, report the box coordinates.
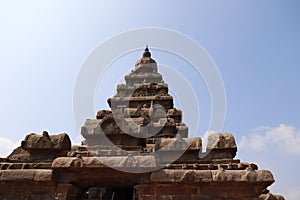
[21,131,71,150]
[52,155,157,169]
[0,47,284,200]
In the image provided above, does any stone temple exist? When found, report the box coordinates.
[0,47,284,200]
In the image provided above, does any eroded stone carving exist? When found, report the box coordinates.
[0,47,285,200]
[21,131,71,151]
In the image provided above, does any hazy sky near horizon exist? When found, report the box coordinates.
[0,1,299,198]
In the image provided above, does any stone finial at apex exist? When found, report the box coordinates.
[142,45,151,58]
[0,42,285,200]
[135,45,156,67]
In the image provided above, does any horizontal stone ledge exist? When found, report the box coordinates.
[110,96,173,101]
[151,169,212,183]
[0,162,53,170]
[211,169,274,183]
[52,155,158,169]
[0,169,53,182]
[151,169,274,183]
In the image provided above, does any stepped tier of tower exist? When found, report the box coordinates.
[82,47,189,149]
[0,47,285,200]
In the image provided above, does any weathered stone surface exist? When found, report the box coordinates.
[9,131,71,161]
[201,132,237,160]
[0,169,53,182]
[0,47,284,199]
[156,137,202,151]
[21,131,71,150]
[52,155,157,169]
[259,193,285,200]
[151,169,212,183]
[55,184,81,200]
[134,182,275,200]
[150,169,274,185]
[211,168,274,183]
[206,133,237,149]
[7,146,30,161]
[96,109,111,119]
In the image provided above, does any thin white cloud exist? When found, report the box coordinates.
[238,123,300,199]
[286,190,300,200]
[239,123,300,155]
[0,137,20,157]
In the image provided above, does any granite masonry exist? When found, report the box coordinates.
[0,47,285,200]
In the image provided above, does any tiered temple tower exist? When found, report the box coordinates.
[0,47,285,200]
[82,46,188,153]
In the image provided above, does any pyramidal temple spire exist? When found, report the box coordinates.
[135,45,156,67]
[142,45,151,58]
[0,40,284,200]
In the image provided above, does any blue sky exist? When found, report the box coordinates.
[0,1,299,198]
